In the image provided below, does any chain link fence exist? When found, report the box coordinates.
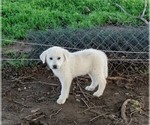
[2,26,149,77]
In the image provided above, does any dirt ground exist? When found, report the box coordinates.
[2,64,149,125]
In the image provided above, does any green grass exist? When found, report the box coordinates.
[3,51,30,68]
[2,0,149,42]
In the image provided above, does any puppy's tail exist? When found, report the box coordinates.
[104,57,108,78]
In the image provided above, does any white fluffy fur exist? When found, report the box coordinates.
[40,46,108,104]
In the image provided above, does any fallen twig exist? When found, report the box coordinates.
[31,108,41,113]
[13,100,30,108]
[76,81,89,101]
[32,114,45,122]
[89,109,109,122]
[127,118,133,125]
[10,75,58,87]
[73,121,77,125]
[77,77,90,82]
[107,76,127,80]
[89,109,102,115]
[81,98,90,108]
[121,99,132,124]
[24,112,43,120]
[79,105,106,114]
[90,112,108,122]
[10,76,36,86]
[21,111,45,125]
[11,75,36,81]
[50,108,62,119]
[31,81,58,86]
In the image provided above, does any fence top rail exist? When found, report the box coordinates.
[2,40,149,54]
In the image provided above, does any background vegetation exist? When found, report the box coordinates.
[2,0,149,44]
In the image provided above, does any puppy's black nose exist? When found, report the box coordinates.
[53,65,57,69]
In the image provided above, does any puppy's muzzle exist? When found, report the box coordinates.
[53,65,57,69]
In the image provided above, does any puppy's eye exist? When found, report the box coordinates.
[57,57,61,60]
[49,57,53,60]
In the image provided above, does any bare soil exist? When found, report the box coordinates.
[2,65,149,125]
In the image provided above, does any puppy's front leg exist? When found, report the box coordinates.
[57,76,72,104]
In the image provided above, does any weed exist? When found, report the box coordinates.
[2,0,148,41]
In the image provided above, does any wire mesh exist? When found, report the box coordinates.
[2,26,149,77]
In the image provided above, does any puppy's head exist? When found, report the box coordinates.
[40,46,69,70]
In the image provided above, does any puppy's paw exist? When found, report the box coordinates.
[57,98,66,104]
[85,86,95,91]
[93,91,103,97]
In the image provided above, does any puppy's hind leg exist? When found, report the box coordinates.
[85,73,98,91]
[93,74,106,97]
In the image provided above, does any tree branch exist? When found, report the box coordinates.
[114,0,149,25]
[141,0,147,18]
[115,3,137,19]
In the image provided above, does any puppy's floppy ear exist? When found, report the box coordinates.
[40,51,47,64]
[63,49,70,62]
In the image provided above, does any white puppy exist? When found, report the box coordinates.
[40,46,108,104]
